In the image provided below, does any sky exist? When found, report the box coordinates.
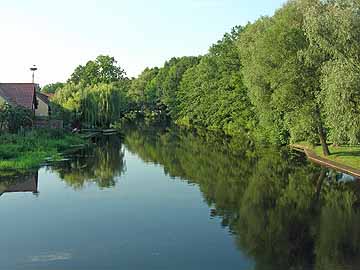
[0,0,286,86]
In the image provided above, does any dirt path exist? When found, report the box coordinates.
[291,144,360,178]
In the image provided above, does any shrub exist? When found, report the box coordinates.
[0,103,33,133]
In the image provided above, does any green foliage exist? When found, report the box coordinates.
[52,83,84,113]
[312,144,360,169]
[320,61,360,144]
[157,56,201,118]
[41,82,65,94]
[49,1,360,150]
[128,67,160,110]
[53,82,131,128]
[52,136,125,189]
[128,56,201,120]
[68,55,126,86]
[304,0,360,144]
[80,82,131,128]
[52,55,131,128]
[177,27,254,136]
[0,129,85,171]
[238,1,323,145]
[0,103,32,133]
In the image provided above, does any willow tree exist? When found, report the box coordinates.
[53,55,131,128]
[304,0,360,145]
[238,1,331,155]
[81,82,130,128]
[52,83,84,123]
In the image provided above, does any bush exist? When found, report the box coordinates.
[0,103,33,133]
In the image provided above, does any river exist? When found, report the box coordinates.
[0,125,359,270]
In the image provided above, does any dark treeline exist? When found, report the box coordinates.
[122,124,360,270]
[50,0,360,154]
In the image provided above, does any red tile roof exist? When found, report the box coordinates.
[42,92,54,99]
[37,92,51,104]
[0,83,36,110]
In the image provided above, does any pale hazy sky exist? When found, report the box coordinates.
[0,0,286,86]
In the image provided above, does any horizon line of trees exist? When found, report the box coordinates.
[47,0,360,155]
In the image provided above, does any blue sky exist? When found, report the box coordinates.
[0,0,286,85]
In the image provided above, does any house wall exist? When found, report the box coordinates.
[35,98,49,117]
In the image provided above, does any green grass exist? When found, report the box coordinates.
[312,145,360,170]
[294,142,360,170]
[0,129,86,171]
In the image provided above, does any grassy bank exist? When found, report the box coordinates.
[312,145,360,170]
[0,130,86,171]
[294,143,360,170]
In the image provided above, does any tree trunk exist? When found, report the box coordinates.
[315,105,330,156]
[315,168,326,202]
[318,124,330,156]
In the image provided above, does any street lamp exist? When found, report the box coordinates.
[30,65,37,84]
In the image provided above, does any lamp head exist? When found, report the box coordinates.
[30,65,37,72]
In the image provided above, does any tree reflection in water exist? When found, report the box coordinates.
[53,135,126,189]
[122,124,360,270]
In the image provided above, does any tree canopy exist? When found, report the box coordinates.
[51,0,360,151]
[40,82,65,94]
[68,55,126,86]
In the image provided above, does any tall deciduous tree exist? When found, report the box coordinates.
[41,82,65,94]
[128,67,159,111]
[68,55,126,86]
[304,0,360,144]
[239,1,331,155]
[177,27,254,136]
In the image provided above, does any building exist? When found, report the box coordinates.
[0,83,37,113]
[0,83,51,118]
[0,83,62,129]
[35,91,51,117]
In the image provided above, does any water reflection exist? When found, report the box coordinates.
[51,135,126,189]
[1,125,359,270]
[0,172,39,196]
[122,124,360,270]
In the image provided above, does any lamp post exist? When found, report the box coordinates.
[30,65,37,84]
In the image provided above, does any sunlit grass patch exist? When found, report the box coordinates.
[294,142,360,170]
[0,130,86,171]
[313,145,360,170]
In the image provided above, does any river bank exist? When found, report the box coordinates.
[0,130,86,172]
[291,143,360,178]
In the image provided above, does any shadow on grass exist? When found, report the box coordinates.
[331,151,360,157]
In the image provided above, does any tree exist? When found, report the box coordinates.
[128,67,159,111]
[53,81,131,128]
[68,55,126,86]
[303,0,360,144]
[177,27,254,136]
[128,57,200,120]
[80,82,130,128]
[238,1,331,155]
[157,56,200,118]
[0,103,32,133]
[41,82,65,94]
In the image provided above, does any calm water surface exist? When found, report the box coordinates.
[0,126,359,270]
